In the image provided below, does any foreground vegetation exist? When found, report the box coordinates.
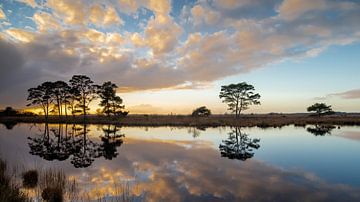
[1,113,360,128]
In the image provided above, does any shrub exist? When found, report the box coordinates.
[22,170,38,188]
[42,187,63,202]
[192,106,211,117]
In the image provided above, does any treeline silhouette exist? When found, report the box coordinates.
[26,75,128,120]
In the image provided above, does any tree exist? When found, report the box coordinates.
[307,103,334,116]
[191,106,211,117]
[69,75,98,118]
[27,82,54,120]
[51,81,70,117]
[67,87,80,117]
[98,81,125,116]
[0,107,18,116]
[219,82,260,118]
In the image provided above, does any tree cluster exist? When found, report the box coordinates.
[26,75,127,119]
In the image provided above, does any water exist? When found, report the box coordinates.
[0,123,360,201]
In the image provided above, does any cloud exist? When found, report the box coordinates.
[0,8,6,19]
[278,0,328,21]
[16,0,37,8]
[47,0,86,25]
[118,0,140,14]
[89,4,123,27]
[1,0,360,107]
[127,104,167,114]
[330,89,360,99]
[191,4,220,25]
[314,89,360,100]
[4,28,35,43]
[33,12,61,33]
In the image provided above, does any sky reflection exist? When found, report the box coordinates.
[0,124,360,201]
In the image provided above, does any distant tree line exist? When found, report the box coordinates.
[26,75,128,120]
[0,106,36,117]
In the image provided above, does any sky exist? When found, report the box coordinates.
[0,0,359,114]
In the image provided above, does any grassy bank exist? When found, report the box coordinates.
[1,114,360,127]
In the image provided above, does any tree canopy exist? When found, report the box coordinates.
[307,103,334,116]
[219,82,260,117]
[98,81,126,116]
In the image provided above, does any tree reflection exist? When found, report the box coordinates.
[97,125,125,160]
[70,124,100,168]
[28,124,71,161]
[1,121,18,129]
[306,125,336,136]
[219,127,260,161]
[28,123,125,168]
[188,126,206,138]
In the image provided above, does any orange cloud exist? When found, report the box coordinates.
[0,8,5,19]
[5,28,35,43]
[89,4,123,27]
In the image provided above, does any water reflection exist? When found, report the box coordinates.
[219,127,260,161]
[306,125,336,136]
[187,126,206,138]
[1,124,360,201]
[1,121,18,129]
[28,124,124,168]
[98,125,125,160]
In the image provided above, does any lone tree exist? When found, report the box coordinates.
[307,103,334,116]
[219,82,260,118]
[97,81,126,116]
[192,106,211,117]
[69,75,98,118]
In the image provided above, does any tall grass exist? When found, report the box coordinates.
[0,159,30,202]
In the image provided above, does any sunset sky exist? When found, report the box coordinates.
[0,0,359,114]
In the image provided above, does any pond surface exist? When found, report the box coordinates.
[0,123,360,201]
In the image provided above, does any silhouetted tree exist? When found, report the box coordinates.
[307,125,336,136]
[191,106,211,117]
[0,107,18,116]
[51,81,70,117]
[27,82,54,120]
[69,75,98,119]
[97,125,125,160]
[219,82,260,118]
[98,81,125,116]
[67,87,81,117]
[219,127,260,161]
[307,103,334,116]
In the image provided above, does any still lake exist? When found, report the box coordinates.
[0,123,360,201]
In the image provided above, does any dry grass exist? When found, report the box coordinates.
[1,113,360,127]
[0,160,30,202]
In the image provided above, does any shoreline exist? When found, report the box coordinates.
[1,114,360,127]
